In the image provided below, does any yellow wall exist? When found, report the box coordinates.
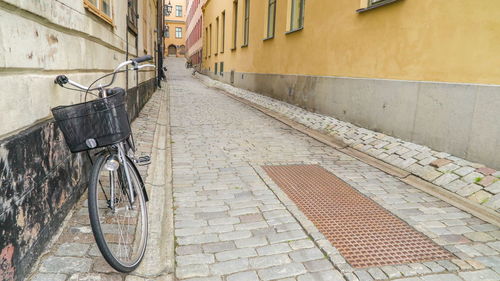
[202,0,500,85]
[165,22,187,47]
[164,0,187,55]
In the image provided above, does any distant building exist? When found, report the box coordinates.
[185,0,204,66]
[201,0,500,169]
[164,0,187,56]
[0,1,162,280]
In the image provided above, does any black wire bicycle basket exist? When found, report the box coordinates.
[51,88,131,153]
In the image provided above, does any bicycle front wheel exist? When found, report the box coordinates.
[88,152,148,273]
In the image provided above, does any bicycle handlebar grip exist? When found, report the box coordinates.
[54,75,68,86]
[131,55,152,63]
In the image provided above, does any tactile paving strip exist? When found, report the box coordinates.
[263,164,454,268]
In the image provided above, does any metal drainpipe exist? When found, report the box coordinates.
[126,2,129,93]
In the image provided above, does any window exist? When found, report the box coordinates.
[216,17,219,54]
[232,0,238,49]
[266,0,276,39]
[176,5,182,17]
[205,27,208,58]
[220,62,224,76]
[243,0,250,46]
[84,0,113,24]
[289,0,305,32]
[127,0,138,34]
[215,63,218,74]
[209,24,212,57]
[166,29,170,38]
[221,11,225,53]
[176,27,182,38]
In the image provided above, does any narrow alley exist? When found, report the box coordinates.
[167,58,500,281]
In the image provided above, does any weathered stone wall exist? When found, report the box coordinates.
[0,0,159,279]
[0,78,157,280]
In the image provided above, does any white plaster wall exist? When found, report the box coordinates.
[0,0,157,137]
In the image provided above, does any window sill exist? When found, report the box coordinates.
[230,47,237,52]
[215,53,218,56]
[356,0,402,13]
[241,44,248,48]
[263,36,274,41]
[285,27,303,35]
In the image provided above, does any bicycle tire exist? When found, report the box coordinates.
[88,152,148,273]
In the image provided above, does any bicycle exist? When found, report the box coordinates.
[51,56,155,272]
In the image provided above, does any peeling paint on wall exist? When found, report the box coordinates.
[0,244,15,281]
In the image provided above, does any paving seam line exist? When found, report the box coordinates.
[199,77,500,227]
[248,163,348,275]
[129,84,175,280]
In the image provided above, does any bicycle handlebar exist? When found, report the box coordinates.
[55,57,155,91]
[131,55,152,64]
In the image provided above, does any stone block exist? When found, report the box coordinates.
[468,190,492,204]
[249,254,291,269]
[289,248,325,263]
[430,159,452,168]
[210,259,250,276]
[478,176,497,187]
[483,193,500,210]
[257,263,307,280]
[456,184,483,197]
[485,181,500,194]
[476,167,497,176]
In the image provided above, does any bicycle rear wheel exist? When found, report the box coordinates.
[88,152,148,272]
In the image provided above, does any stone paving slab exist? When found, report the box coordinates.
[195,74,500,214]
[167,58,500,280]
[26,88,170,281]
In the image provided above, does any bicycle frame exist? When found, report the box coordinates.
[57,58,155,210]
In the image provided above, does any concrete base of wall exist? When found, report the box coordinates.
[205,71,500,169]
[0,78,157,281]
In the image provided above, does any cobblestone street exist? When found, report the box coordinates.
[169,58,500,281]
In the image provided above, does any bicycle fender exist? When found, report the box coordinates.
[126,156,149,202]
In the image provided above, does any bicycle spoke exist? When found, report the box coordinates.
[88,154,147,272]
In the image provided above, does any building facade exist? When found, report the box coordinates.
[164,0,187,56]
[201,0,500,169]
[0,1,162,280]
[185,0,204,66]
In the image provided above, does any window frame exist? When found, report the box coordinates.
[265,0,276,40]
[175,27,183,38]
[369,0,392,6]
[84,0,113,25]
[209,24,212,57]
[242,0,250,47]
[232,0,238,50]
[176,5,183,17]
[215,16,219,55]
[221,11,226,53]
[205,27,209,58]
[288,0,305,34]
[127,0,138,34]
[356,0,401,13]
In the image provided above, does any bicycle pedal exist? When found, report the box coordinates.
[134,155,151,166]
